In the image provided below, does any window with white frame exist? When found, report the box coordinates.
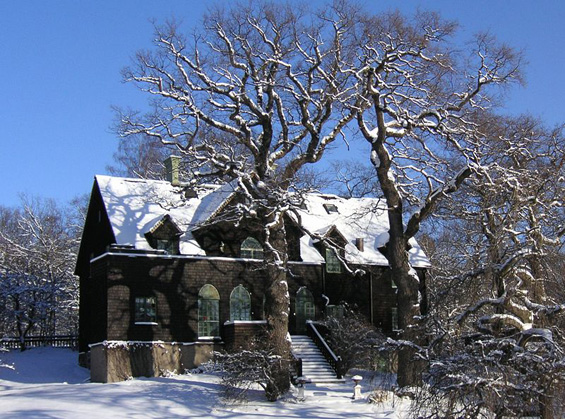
[230,285,251,321]
[198,284,220,338]
[240,237,263,259]
[325,248,342,273]
[391,307,399,331]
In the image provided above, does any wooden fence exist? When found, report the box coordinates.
[0,335,78,350]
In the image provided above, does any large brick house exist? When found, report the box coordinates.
[76,162,430,382]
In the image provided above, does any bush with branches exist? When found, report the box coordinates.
[211,337,293,402]
[321,306,389,373]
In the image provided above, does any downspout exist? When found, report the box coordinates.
[369,270,374,325]
[322,265,326,296]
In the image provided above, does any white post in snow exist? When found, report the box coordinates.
[297,377,306,401]
[352,375,363,400]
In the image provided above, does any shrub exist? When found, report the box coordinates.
[321,306,388,373]
[211,337,291,402]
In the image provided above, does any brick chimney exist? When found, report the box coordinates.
[164,156,181,186]
[355,237,365,252]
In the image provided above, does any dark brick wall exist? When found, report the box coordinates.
[223,322,267,350]
[81,253,424,350]
[75,182,115,278]
[100,256,329,343]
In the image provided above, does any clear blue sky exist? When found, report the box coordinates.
[1,0,563,208]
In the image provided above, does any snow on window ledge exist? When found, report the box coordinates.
[223,320,268,325]
[134,322,158,326]
[197,336,222,342]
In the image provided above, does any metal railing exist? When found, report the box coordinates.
[306,320,343,378]
[0,335,78,350]
[290,352,303,382]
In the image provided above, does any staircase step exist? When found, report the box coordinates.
[290,334,342,384]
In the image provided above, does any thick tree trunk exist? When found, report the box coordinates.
[388,234,425,387]
[262,210,291,400]
[395,271,424,387]
[371,131,426,388]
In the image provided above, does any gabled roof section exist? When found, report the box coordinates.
[294,193,431,268]
[95,175,236,255]
[312,224,348,245]
[93,175,430,268]
[145,214,182,237]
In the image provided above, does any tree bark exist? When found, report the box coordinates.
[262,207,291,399]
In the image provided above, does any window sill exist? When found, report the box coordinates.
[134,322,158,326]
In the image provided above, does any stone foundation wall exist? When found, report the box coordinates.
[90,341,221,383]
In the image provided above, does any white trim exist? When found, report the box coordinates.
[88,340,224,349]
[89,250,430,268]
[90,252,333,266]
[224,320,268,325]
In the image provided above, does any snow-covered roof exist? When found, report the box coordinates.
[95,175,430,268]
[295,194,430,268]
[96,175,236,256]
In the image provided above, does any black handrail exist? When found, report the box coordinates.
[306,321,343,378]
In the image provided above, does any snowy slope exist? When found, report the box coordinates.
[0,348,409,418]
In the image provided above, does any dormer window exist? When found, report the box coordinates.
[325,248,342,273]
[323,203,339,214]
[145,215,181,255]
[240,237,263,259]
[156,239,177,254]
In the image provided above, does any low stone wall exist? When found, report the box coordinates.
[90,341,221,383]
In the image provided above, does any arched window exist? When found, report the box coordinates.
[295,287,315,333]
[230,285,251,321]
[240,237,263,259]
[198,284,220,338]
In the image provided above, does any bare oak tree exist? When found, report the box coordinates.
[116,1,360,399]
[352,12,523,387]
[419,117,565,418]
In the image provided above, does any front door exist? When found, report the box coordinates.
[296,287,315,333]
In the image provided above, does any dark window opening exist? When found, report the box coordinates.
[323,203,339,214]
[135,297,157,324]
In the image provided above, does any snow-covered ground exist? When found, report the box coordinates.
[0,348,409,418]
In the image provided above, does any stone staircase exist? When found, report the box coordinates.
[291,335,344,383]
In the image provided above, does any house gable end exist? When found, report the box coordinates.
[75,178,116,277]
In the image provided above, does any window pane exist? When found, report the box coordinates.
[135,297,156,323]
[241,237,264,259]
[325,248,342,273]
[230,285,251,321]
[198,285,220,337]
[391,307,399,331]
